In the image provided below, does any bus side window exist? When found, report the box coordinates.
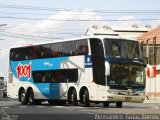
[52,50,58,57]
[33,72,43,83]
[62,42,72,56]
[81,45,88,55]
[24,47,32,60]
[49,72,56,83]
[41,51,47,58]
[16,49,22,60]
[10,49,19,61]
[50,43,63,57]
[75,40,88,55]
[32,47,38,59]
[67,69,78,82]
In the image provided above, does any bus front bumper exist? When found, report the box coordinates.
[106,95,145,103]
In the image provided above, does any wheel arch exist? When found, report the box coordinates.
[26,87,33,97]
[26,87,33,93]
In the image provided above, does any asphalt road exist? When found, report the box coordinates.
[0,98,160,120]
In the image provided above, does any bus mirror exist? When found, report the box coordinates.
[105,62,110,75]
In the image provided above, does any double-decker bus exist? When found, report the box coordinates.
[8,35,146,107]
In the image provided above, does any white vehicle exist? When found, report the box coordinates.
[8,35,146,107]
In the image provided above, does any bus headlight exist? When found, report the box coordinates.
[138,92,145,96]
[107,90,118,94]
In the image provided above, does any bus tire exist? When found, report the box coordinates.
[103,102,109,107]
[19,89,28,105]
[116,102,122,108]
[68,89,78,106]
[28,89,36,105]
[83,89,90,107]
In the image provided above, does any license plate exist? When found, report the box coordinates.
[125,97,131,101]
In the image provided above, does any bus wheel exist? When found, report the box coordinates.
[19,89,28,105]
[103,102,109,107]
[28,89,36,105]
[83,89,90,107]
[116,102,122,108]
[68,89,78,106]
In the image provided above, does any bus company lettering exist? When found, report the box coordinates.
[16,63,31,80]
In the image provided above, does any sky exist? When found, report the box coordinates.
[0,0,160,79]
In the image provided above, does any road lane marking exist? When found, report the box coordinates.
[36,106,46,108]
[2,107,9,109]
[53,106,66,108]
[19,106,28,108]
[66,108,74,110]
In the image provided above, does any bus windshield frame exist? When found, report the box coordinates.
[104,38,143,60]
[104,38,145,89]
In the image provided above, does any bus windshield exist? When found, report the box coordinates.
[107,64,145,89]
[104,38,143,60]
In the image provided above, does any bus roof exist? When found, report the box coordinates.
[10,35,137,49]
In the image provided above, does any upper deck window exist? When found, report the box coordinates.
[10,39,88,61]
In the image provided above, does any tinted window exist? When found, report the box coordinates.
[10,47,32,61]
[75,40,88,55]
[10,39,88,61]
[50,43,63,57]
[62,41,73,56]
[32,69,78,83]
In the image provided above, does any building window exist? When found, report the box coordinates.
[143,45,160,65]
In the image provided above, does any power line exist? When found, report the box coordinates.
[0,11,160,17]
[6,25,84,31]
[0,16,160,21]
[1,33,63,40]
[5,31,82,36]
[0,3,160,13]
[6,30,83,35]
[0,30,82,41]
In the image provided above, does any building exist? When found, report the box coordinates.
[112,25,150,38]
[85,25,151,39]
[137,26,160,102]
[137,25,160,66]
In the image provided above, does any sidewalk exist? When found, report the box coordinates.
[144,97,160,103]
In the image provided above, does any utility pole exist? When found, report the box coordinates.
[146,39,149,64]
[153,36,157,65]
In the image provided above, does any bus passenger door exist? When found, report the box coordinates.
[90,38,106,101]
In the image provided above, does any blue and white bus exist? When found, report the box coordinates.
[8,35,146,107]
